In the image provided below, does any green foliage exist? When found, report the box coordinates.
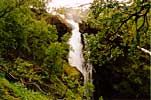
[0,0,92,99]
[99,96,104,100]
[84,0,150,99]
[2,0,149,99]
[44,42,68,75]
[0,0,68,74]
[0,0,45,58]
[27,19,58,63]
[0,77,52,100]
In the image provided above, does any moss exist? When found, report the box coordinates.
[0,77,52,100]
[63,63,82,80]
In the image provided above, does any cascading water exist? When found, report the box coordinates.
[46,0,93,83]
[66,18,85,75]
[57,13,87,82]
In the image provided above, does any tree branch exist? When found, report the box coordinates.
[25,82,47,94]
[115,3,150,33]
[137,46,151,56]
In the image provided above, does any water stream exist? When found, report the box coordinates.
[46,0,93,83]
[66,18,85,75]
[57,13,87,82]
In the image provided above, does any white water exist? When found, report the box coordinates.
[67,19,84,74]
[45,0,131,83]
[45,0,95,83]
[57,13,86,80]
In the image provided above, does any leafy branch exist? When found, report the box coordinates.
[0,0,26,18]
[115,3,150,34]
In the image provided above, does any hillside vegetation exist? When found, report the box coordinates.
[0,0,150,100]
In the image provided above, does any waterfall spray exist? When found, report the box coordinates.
[46,0,93,84]
[57,13,87,83]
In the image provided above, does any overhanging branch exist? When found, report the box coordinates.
[137,46,151,56]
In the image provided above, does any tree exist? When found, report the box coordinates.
[0,0,89,99]
[84,0,150,99]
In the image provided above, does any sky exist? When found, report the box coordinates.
[46,0,131,13]
[46,0,93,12]
[47,0,130,7]
[47,0,93,8]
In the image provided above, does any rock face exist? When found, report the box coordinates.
[79,22,99,34]
[31,8,71,41]
[46,15,71,41]
[45,13,96,83]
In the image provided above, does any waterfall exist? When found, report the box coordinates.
[66,18,84,75]
[58,13,87,82]
[46,0,93,83]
